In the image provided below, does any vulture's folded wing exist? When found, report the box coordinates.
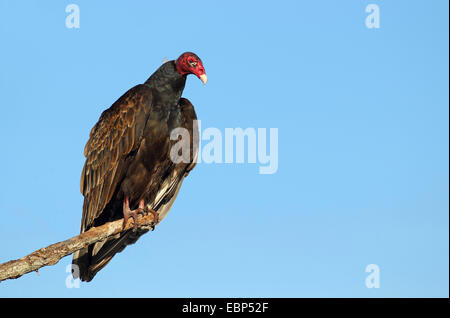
[80,84,152,232]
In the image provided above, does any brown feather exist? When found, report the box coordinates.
[79,85,153,231]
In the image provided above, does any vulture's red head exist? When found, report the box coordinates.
[175,52,207,84]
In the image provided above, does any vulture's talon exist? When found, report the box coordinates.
[122,197,146,232]
[123,209,143,232]
[144,208,159,231]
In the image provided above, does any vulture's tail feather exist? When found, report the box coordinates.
[72,229,148,282]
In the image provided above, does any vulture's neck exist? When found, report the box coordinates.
[144,61,186,106]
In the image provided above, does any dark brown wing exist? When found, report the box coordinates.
[80,84,152,232]
[179,97,199,175]
[152,97,199,221]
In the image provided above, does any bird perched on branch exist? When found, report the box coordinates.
[72,52,207,282]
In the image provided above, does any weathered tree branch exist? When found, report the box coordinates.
[0,214,156,282]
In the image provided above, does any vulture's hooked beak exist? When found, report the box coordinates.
[199,74,208,85]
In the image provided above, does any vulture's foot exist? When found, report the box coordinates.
[122,197,146,232]
[145,208,159,231]
[137,199,159,230]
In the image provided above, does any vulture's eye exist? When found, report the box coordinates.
[189,61,198,67]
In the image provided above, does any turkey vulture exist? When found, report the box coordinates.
[72,52,206,282]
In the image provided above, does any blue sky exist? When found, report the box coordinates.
[0,0,448,297]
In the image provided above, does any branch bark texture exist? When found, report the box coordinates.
[0,214,156,282]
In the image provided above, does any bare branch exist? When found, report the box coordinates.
[0,214,156,282]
